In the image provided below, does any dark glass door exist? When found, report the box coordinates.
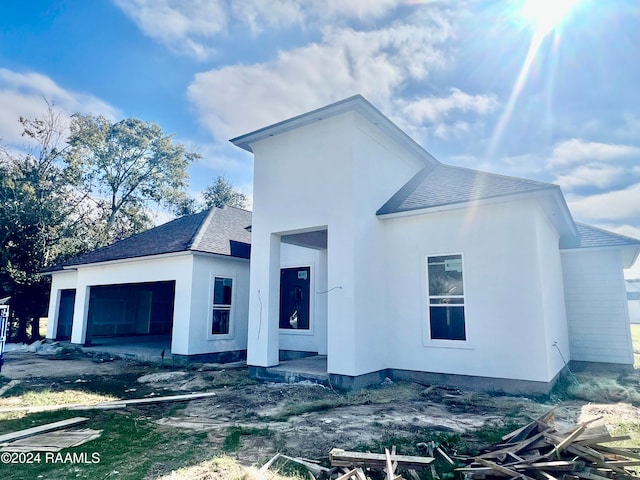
[279,267,310,330]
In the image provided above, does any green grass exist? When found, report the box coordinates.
[0,410,210,480]
[222,425,272,453]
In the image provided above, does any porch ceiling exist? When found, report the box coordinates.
[281,230,327,250]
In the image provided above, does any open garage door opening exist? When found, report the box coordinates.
[85,281,175,346]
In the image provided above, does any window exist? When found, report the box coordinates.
[427,254,466,341]
[212,277,232,335]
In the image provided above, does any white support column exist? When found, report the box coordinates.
[70,286,89,345]
[247,233,281,366]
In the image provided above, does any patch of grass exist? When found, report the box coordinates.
[0,388,118,421]
[347,381,424,405]
[472,418,524,447]
[210,368,258,387]
[222,425,272,453]
[631,324,640,368]
[0,410,210,480]
[566,373,640,406]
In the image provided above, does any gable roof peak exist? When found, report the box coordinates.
[230,94,439,166]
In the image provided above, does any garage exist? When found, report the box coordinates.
[85,280,175,344]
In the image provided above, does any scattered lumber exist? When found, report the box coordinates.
[330,448,435,471]
[456,411,640,480]
[1,428,102,452]
[88,391,218,408]
[0,391,218,414]
[0,417,88,444]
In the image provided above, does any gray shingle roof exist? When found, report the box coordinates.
[50,206,251,271]
[560,223,640,249]
[377,164,557,215]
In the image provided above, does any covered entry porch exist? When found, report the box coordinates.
[247,226,331,377]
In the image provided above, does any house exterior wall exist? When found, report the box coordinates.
[381,198,567,383]
[534,208,571,377]
[562,248,634,364]
[247,110,426,375]
[187,253,250,355]
[46,270,79,339]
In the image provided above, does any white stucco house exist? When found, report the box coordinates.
[45,95,639,393]
[230,95,640,393]
[45,206,252,363]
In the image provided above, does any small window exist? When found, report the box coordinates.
[212,277,232,335]
[427,254,466,341]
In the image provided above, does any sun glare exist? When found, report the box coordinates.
[519,0,582,36]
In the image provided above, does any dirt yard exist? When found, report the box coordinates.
[1,348,640,480]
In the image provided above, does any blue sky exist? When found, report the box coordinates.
[1,0,640,276]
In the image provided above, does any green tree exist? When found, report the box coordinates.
[66,115,200,245]
[0,106,90,341]
[203,175,248,209]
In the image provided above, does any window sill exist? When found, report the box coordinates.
[422,339,475,350]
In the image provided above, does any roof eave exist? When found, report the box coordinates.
[56,250,193,270]
[376,188,566,222]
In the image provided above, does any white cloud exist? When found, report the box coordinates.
[231,0,399,33]
[554,163,625,189]
[548,138,640,167]
[402,88,499,124]
[0,68,120,146]
[114,0,401,59]
[113,0,227,60]
[568,182,640,221]
[188,15,457,140]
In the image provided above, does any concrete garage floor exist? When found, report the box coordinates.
[80,335,172,363]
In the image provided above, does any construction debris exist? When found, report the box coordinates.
[0,391,218,414]
[255,409,639,480]
[0,417,101,453]
[456,410,640,480]
[329,448,435,471]
[0,417,89,444]
[1,428,102,452]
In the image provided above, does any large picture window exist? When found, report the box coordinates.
[212,277,232,335]
[427,254,466,341]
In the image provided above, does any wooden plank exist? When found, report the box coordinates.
[1,429,102,453]
[590,446,640,461]
[437,446,455,466]
[386,449,395,480]
[279,454,330,476]
[575,436,631,447]
[474,457,535,480]
[258,452,281,474]
[523,461,585,471]
[336,468,359,480]
[0,417,88,444]
[329,449,435,470]
[94,391,218,407]
[547,425,587,459]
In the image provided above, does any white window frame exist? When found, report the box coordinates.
[208,275,235,339]
[422,253,472,348]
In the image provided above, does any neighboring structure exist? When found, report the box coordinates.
[627,279,640,324]
[230,94,640,393]
[45,206,251,362]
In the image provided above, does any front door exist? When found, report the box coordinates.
[56,289,76,340]
[279,267,310,330]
